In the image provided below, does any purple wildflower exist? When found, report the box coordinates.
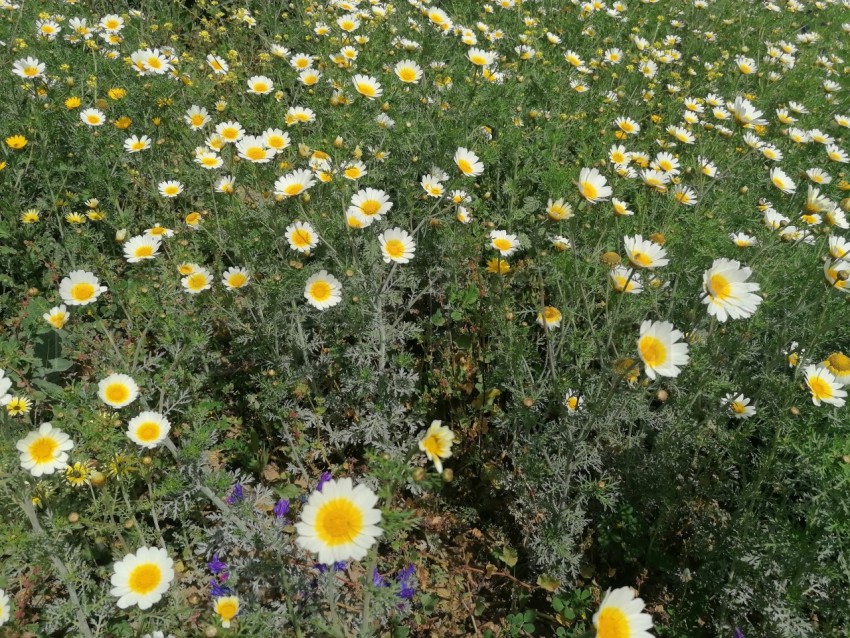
[316,471,333,492]
[397,564,416,600]
[372,568,387,588]
[210,582,231,597]
[208,554,228,575]
[734,631,744,638]
[226,483,244,504]
[315,561,348,574]
[273,498,290,518]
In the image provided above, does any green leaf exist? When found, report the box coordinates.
[499,546,518,567]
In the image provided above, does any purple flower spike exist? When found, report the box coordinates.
[397,564,416,600]
[372,568,387,588]
[274,498,290,518]
[317,471,333,492]
[208,554,228,575]
[226,483,244,504]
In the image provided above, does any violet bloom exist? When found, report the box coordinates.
[372,568,387,588]
[315,561,347,574]
[208,554,228,575]
[397,564,416,600]
[211,582,231,597]
[226,483,244,504]
[316,471,332,492]
[273,498,290,518]
[734,631,744,638]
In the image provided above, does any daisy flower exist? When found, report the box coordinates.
[637,320,690,380]
[803,365,847,407]
[351,188,393,220]
[0,371,10,406]
[828,235,850,260]
[296,477,383,565]
[182,267,213,294]
[123,235,162,263]
[564,390,584,414]
[110,546,175,610]
[184,105,210,130]
[286,221,319,253]
[207,54,229,74]
[611,267,642,294]
[274,170,316,198]
[236,136,274,163]
[769,167,796,194]
[729,232,758,247]
[394,60,423,83]
[722,393,756,419]
[246,75,274,95]
[124,135,151,153]
[379,228,416,264]
[43,305,70,330]
[546,198,574,220]
[467,48,497,66]
[127,411,171,449]
[454,147,484,177]
[593,587,654,638]
[421,174,445,198]
[823,352,850,386]
[701,258,763,322]
[352,74,382,100]
[304,271,342,310]
[16,423,74,477]
[12,56,45,79]
[418,421,456,473]
[7,396,32,417]
[215,121,245,143]
[222,267,251,291]
[0,589,10,626]
[214,596,240,628]
[341,160,367,180]
[59,270,107,306]
[98,373,139,409]
[577,168,612,203]
[537,306,562,329]
[80,108,106,126]
[490,230,520,256]
[624,235,668,269]
[158,180,184,198]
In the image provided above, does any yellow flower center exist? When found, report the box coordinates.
[134,245,154,258]
[344,167,362,179]
[202,156,219,167]
[147,57,163,69]
[808,375,833,400]
[284,183,304,196]
[826,353,850,374]
[71,282,95,302]
[630,251,653,267]
[29,436,59,463]
[227,273,247,288]
[267,136,285,149]
[128,563,162,595]
[422,434,444,456]
[493,238,512,252]
[291,229,313,248]
[221,128,239,140]
[356,82,376,97]
[385,239,406,259]
[709,273,732,300]
[581,181,598,200]
[639,335,667,368]
[105,383,130,404]
[314,497,364,546]
[731,402,747,414]
[566,396,579,411]
[457,158,474,174]
[187,273,208,291]
[50,313,66,328]
[597,607,631,638]
[252,82,269,93]
[398,67,418,82]
[216,599,239,621]
[543,307,560,322]
[132,141,146,151]
[309,281,332,302]
[164,186,179,196]
[347,215,364,228]
[246,146,266,161]
[87,115,101,125]
[354,200,379,217]
[619,122,634,132]
[190,114,205,126]
[135,422,161,442]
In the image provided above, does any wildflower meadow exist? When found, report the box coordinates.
[2,0,850,636]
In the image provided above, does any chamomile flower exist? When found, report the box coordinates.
[222,267,251,290]
[823,352,850,386]
[379,228,416,264]
[701,258,763,322]
[467,48,497,66]
[804,365,847,407]
[563,390,584,414]
[304,271,342,310]
[12,56,45,79]
[769,167,796,194]
[454,147,484,177]
[127,411,171,449]
[236,136,274,163]
[80,108,106,126]
[624,235,668,269]
[59,270,107,306]
[16,423,74,477]
[274,170,316,198]
[158,180,184,198]
[182,267,213,294]
[214,596,240,629]
[124,135,152,153]
[184,105,210,130]
[729,232,758,248]
[722,393,756,419]
[352,74,382,100]
[394,60,423,83]
[206,54,229,74]
[247,75,274,95]
[43,305,70,330]
[296,477,383,564]
[262,128,290,153]
[215,121,245,143]
[546,198,573,220]
[637,320,690,380]
[611,267,642,294]
[593,587,654,638]
[490,230,520,256]
[123,235,162,263]
[418,421,456,473]
[577,168,612,203]
[98,374,139,409]
[286,221,319,253]
[110,546,175,610]
[536,306,562,329]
